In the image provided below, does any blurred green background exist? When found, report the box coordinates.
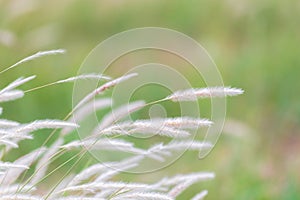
[0,0,299,199]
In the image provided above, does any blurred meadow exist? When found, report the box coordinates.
[0,0,300,199]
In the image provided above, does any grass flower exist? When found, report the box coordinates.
[0,49,243,199]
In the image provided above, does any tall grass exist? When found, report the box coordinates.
[0,50,243,199]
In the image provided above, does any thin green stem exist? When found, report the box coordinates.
[24,82,59,93]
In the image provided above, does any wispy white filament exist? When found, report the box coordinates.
[0,162,29,170]
[0,119,20,128]
[11,120,79,133]
[161,140,212,152]
[163,117,213,129]
[191,190,208,200]
[168,179,194,197]
[167,87,244,101]
[0,49,66,74]
[58,181,150,194]
[146,141,212,161]
[0,75,36,95]
[99,120,190,138]
[0,90,24,103]
[0,139,19,148]
[0,128,33,149]
[56,73,111,83]
[61,138,146,155]
[155,172,215,187]
[74,73,138,111]
[111,192,173,200]
[128,123,190,138]
[95,73,138,94]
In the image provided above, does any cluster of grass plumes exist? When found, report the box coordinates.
[0,50,243,199]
